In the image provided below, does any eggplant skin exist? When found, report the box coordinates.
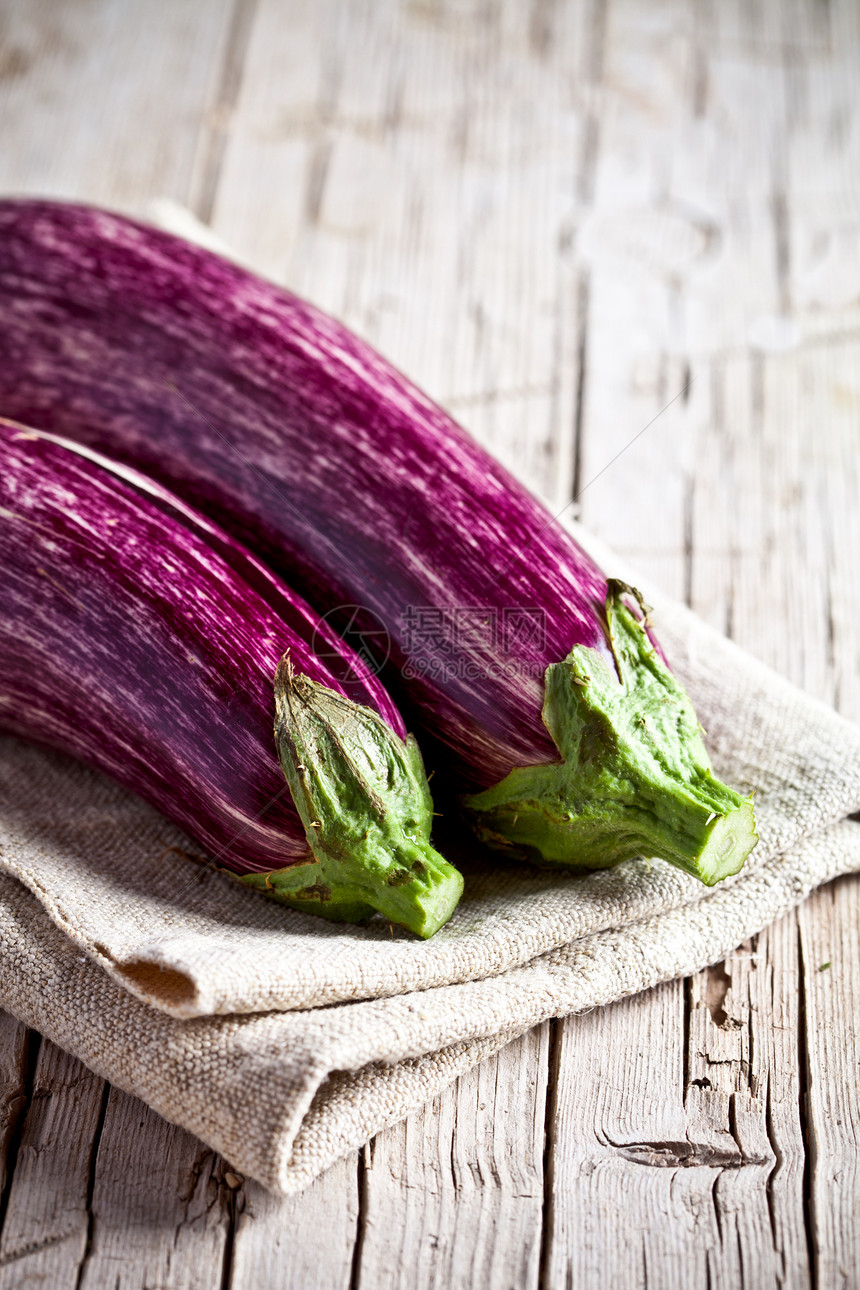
[0,421,399,876]
[0,199,615,791]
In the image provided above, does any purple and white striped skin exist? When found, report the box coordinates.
[0,419,403,876]
[0,199,614,792]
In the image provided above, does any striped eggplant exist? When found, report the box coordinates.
[0,420,463,936]
[0,200,756,885]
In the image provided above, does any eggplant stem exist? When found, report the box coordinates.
[462,584,757,886]
[239,658,464,937]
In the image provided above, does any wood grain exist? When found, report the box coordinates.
[798,878,860,1290]
[229,1158,358,1290]
[0,0,236,212]
[0,1042,105,1289]
[77,1090,233,1290]
[354,1026,548,1290]
[0,1014,29,1204]
[0,0,858,1286]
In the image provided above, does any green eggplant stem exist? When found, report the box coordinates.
[239,656,464,937]
[463,581,757,885]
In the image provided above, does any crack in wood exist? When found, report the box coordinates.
[710,1167,723,1245]
[348,1143,369,1290]
[796,920,819,1289]
[771,188,792,317]
[0,1226,77,1268]
[31,1072,100,1101]
[702,961,739,1030]
[746,935,759,1097]
[217,1163,239,1290]
[305,139,333,228]
[72,1077,110,1290]
[528,0,556,61]
[178,1146,215,1208]
[538,1017,562,1290]
[691,42,708,119]
[194,0,259,225]
[763,1077,784,1260]
[577,0,607,205]
[608,1138,768,1170]
[727,1091,745,1164]
[0,1028,39,1233]
[683,473,695,609]
[570,274,590,511]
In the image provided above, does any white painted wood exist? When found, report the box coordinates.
[685,919,810,1289]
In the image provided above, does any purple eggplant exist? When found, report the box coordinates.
[0,200,756,884]
[0,420,463,936]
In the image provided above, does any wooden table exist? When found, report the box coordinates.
[1,2,858,1286]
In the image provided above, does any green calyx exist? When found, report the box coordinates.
[239,657,464,937]
[463,581,757,886]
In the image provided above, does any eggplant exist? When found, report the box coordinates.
[0,200,756,884]
[0,421,462,936]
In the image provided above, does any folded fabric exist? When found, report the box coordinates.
[1,524,859,1192]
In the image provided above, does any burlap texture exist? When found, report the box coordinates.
[1,525,859,1193]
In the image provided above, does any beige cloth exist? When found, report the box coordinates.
[1,524,859,1193]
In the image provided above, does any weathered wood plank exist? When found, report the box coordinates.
[208,13,595,1282]
[210,0,599,510]
[0,0,236,212]
[354,1027,548,1290]
[0,7,259,1286]
[0,1013,30,1204]
[229,1156,358,1290]
[685,920,810,1289]
[0,1040,106,1290]
[76,1089,233,1290]
[798,877,860,1290]
[543,980,699,1289]
[688,319,860,1290]
[543,1,859,1287]
[544,919,810,1290]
